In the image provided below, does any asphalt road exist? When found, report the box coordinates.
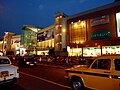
[0,63,72,90]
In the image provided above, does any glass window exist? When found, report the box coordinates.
[114,59,120,71]
[69,21,86,44]
[92,59,111,70]
[102,46,120,55]
[0,59,10,64]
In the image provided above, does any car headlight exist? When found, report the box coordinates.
[26,62,30,64]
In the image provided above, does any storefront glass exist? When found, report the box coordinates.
[102,46,120,55]
[37,50,49,55]
[38,39,54,50]
[69,20,86,44]
[83,47,101,57]
[68,48,82,56]
[20,47,26,56]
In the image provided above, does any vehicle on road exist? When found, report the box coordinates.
[18,57,37,67]
[0,56,19,84]
[64,55,120,90]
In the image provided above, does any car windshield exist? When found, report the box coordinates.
[0,58,10,64]
[80,58,94,66]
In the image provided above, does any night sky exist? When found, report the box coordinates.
[0,0,114,36]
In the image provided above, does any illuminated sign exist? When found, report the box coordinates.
[116,12,120,37]
[91,30,111,40]
[90,15,109,27]
[37,29,54,42]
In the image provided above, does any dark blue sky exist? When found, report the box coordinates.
[0,0,114,36]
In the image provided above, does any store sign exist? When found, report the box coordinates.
[37,29,54,42]
[90,15,109,27]
[91,30,110,40]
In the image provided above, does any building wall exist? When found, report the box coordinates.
[67,2,120,47]
[66,2,120,56]
[21,25,39,55]
[11,35,21,55]
[54,13,68,56]
[37,24,55,55]
[3,32,15,55]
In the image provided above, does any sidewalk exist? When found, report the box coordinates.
[37,61,74,69]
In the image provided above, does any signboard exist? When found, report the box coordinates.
[90,15,109,27]
[37,29,54,42]
[91,30,111,40]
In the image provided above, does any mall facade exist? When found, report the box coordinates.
[0,1,120,57]
[37,1,120,57]
[66,1,120,57]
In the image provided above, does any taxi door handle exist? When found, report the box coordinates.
[104,71,110,73]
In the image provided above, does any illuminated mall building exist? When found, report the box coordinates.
[66,1,120,57]
[21,25,41,56]
[37,24,55,55]
[1,1,119,57]
[0,32,20,56]
[37,1,120,57]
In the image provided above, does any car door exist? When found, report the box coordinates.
[113,59,120,90]
[85,59,114,90]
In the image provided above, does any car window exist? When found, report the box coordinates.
[80,59,94,66]
[92,59,111,70]
[114,59,120,71]
[0,58,10,64]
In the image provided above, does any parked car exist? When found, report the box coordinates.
[18,57,37,67]
[64,55,120,90]
[0,56,19,84]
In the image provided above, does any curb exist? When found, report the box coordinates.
[37,63,72,69]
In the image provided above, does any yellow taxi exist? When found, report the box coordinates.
[65,55,120,90]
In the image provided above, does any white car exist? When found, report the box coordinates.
[65,55,120,90]
[0,56,19,84]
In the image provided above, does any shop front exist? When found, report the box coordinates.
[82,45,120,57]
[83,38,120,57]
[68,47,82,56]
[37,50,49,55]
[83,47,101,57]
[102,46,120,55]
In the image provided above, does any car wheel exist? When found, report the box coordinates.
[72,78,84,90]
